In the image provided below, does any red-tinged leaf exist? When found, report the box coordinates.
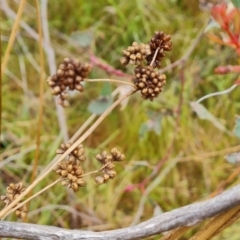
[231,66,240,73]
[235,79,240,85]
[211,3,228,26]
[214,66,230,74]
[207,34,227,45]
[214,65,240,74]
[232,9,240,35]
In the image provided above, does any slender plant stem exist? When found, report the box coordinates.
[24,0,45,222]
[85,79,136,88]
[30,0,45,185]
[81,162,112,177]
[196,84,238,103]
[1,0,26,77]
[70,114,97,143]
[0,89,136,219]
[150,47,160,67]
[41,0,69,142]
[69,87,121,143]
[2,161,114,219]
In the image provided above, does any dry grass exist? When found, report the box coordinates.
[1,0,240,239]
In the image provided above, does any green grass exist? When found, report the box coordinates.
[1,0,240,239]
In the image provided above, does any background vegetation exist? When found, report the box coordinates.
[1,0,240,239]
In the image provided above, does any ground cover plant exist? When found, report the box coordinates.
[1,0,240,239]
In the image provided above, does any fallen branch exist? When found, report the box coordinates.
[1,184,240,239]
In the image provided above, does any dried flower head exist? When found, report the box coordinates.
[146,31,172,68]
[0,182,27,219]
[95,148,124,184]
[120,42,151,66]
[56,142,86,162]
[54,157,85,192]
[134,66,166,100]
[54,142,86,191]
[47,57,91,107]
[111,148,125,161]
[95,151,113,164]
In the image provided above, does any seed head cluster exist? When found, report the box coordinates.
[120,42,151,66]
[95,148,125,184]
[56,142,86,162]
[146,31,172,68]
[54,142,86,192]
[0,182,27,218]
[120,31,172,101]
[134,66,166,100]
[47,57,91,107]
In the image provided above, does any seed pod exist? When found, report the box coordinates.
[107,170,117,179]
[77,178,86,187]
[72,182,79,192]
[103,174,110,181]
[95,176,105,184]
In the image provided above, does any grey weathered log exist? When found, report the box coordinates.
[1,184,240,239]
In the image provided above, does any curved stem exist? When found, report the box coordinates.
[0,89,137,219]
[196,84,238,103]
[85,78,136,88]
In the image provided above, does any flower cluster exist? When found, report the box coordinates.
[56,142,86,162]
[47,58,91,107]
[0,182,27,218]
[54,143,86,192]
[146,31,172,68]
[120,42,151,66]
[120,31,172,100]
[95,148,125,184]
[134,66,166,100]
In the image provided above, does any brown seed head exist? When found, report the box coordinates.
[0,182,27,219]
[134,66,166,100]
[111,148,125,161]
[54,146,86,192]
[120,42,151,66]
[95,176,105,185]
[47,58,91,107]
[146,31,172,68]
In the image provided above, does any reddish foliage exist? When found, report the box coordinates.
[211,3,240,76]
[235,79,240,85]
[211,3,240,51]
[214,65,240,74]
